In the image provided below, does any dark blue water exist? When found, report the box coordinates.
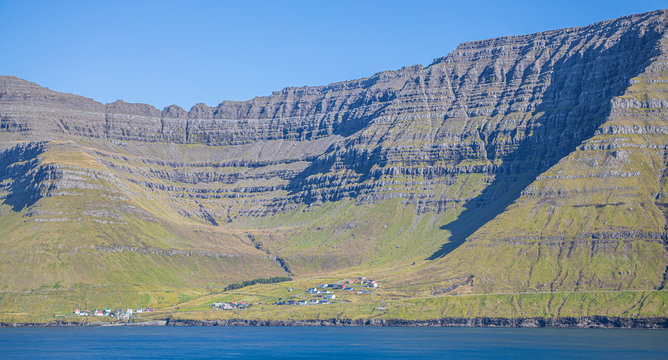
[0,327,666,359]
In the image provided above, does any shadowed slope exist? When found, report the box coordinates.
[430,24,664,259]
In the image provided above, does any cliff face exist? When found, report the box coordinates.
[0,10,666,295]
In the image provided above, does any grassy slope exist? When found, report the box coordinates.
[1,39,668,323]
[400,53,668,295]
[2,123,666,322]
[0,141,289,321]
[168,285,667,322]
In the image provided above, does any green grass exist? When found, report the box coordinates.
[166,290,668,322]
[1,64,667,324]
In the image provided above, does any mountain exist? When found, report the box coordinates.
[0,9,666,323]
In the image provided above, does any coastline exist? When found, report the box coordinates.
[2,316,666,329]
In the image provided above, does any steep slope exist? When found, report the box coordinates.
[0,140,288,292]
[402,30,668,294]
[0,10,666,319]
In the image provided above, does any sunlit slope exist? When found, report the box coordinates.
[0,140,287,292]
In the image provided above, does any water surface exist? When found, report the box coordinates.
[1,327,666,359]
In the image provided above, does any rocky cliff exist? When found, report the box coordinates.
[0,10,666,304]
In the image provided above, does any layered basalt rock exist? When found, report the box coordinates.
[0,10,666,290]
[4,10,664,219]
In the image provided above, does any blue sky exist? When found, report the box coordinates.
[0,0,665,109]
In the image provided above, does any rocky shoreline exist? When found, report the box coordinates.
[1,316,666,329]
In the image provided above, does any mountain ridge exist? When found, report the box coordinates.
[0,9,666,323]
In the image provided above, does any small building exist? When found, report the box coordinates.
[237,302,250,309]
[362,280,378,288]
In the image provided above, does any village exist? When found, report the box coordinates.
[224,277,378,307]
[273,278,379,306]
[211,278,379,309]
[73,307,155,320]
[66,279,380,319]
[212,301,251,310]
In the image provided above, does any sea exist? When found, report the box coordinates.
[0,326,666,359]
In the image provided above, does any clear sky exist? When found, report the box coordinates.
[1,0,665,109]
